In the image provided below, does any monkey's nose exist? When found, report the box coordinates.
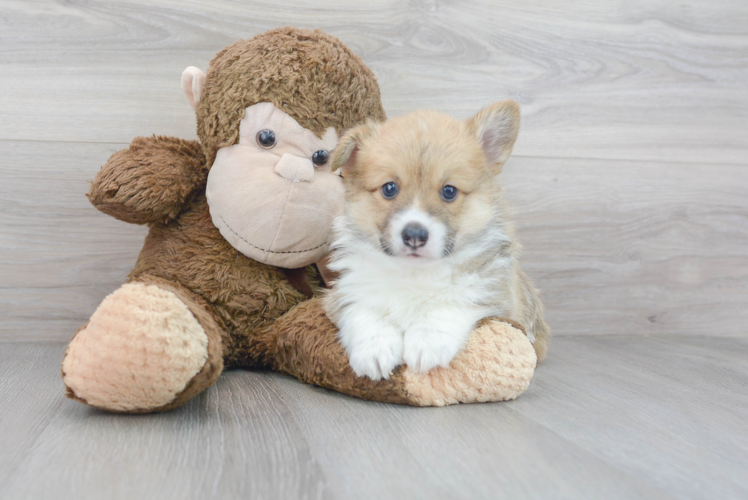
[274,153,315,182]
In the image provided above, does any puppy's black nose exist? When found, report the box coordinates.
[402,223,429,249]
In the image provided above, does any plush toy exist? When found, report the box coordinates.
[61,28,537,413]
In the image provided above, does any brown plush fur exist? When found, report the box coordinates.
[64,29,394,411]
[127,193,311,369]
[197,28,387,166]
[92,28,388,372]
[88,136,207,225]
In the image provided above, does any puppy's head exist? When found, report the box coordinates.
[331,101,519,261]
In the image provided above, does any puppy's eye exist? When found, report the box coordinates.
[381,182,399,200]
[256,129,276,149]
[441,185,459,202]
[312,150,329,166]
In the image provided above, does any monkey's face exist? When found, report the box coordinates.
[206,102,343,268]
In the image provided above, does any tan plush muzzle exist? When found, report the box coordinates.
[205,103,345,269]
[207,142,344,269]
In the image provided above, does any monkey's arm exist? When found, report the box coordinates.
[88,136,207,224]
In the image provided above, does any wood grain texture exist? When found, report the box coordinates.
[2,338,747,499]
[509,335,748,499]
[0,344,331,500]
[0,141,146,340]
[500,156,748,337]
[1,0,747,341]
[2,140,746,340]
[0,343,68,481]
[0,0,746,164]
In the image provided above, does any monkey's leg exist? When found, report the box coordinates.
[261,298,538,406]
[61,278,225,413]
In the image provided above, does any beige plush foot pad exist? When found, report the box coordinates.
[62,283,210,412]
[401,319,537,406]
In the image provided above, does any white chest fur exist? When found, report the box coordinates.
[333,249,505,329]
[325,235,513,380]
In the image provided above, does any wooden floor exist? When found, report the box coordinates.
[1,1,747,499]
[1,337,747,500]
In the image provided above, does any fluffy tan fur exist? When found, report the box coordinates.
[333,110,499,249]
[330,102,549,363]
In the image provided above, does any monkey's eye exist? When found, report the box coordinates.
[312,150,329,166]
[441,185,458,202]
[381,182,399,200]
[256,129,276,149]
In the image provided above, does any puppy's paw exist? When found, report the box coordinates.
[341,323,403,381]
[348,345,401,381]
[403,328,465,374]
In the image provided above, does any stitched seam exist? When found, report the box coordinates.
[267,178,294,256]
[219,215,326,254]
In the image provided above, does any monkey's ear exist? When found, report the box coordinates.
[330,123,375,175]
[181,66,207,111]
[466,100,520,169]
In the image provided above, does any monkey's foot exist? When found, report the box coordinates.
[399,318,537,406]
[62,281,223,412]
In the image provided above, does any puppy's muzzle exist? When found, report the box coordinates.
[402,223,429,250]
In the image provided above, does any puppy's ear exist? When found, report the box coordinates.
[467,100,520,171]
[330,122,375,176]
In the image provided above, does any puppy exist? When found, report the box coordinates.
[323,101,549,380]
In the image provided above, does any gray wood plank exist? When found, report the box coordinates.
[500,156,748,338]
[509,336,748,500]
[0,140,145,341]
[0,343,68,480]
[2,337,747,499]
[0,345,331,500]
[2,140,746,340]
[0,0,746,164]
[263,373,674,500]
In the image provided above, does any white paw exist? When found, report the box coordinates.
[403,327,465,374]
[348,343,402,381]
[340,323,403,381]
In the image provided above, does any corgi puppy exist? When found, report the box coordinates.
[323,101,549,380]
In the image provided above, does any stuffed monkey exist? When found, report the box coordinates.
[61,28,537,413]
